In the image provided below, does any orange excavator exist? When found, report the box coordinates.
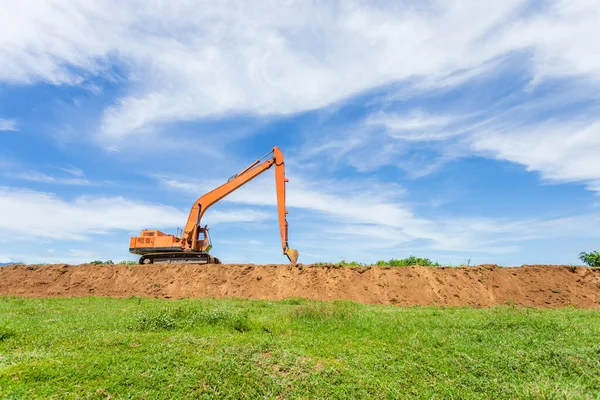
[129,147,299,265]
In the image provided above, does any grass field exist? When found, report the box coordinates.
[1,297,599,399]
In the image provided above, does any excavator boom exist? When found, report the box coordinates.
[129,146,298,264]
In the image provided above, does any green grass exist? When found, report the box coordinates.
[1,297,599,399]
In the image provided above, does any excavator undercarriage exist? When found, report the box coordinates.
[136,251,221,265]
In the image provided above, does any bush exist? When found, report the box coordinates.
[0,328,16,341]
[90,260,115,265]
[313,260,366,267]
[375,256,440,267]
[130,306,252,332]
[579,251,600,267]
[134,311,177,331]
[197,308,251,332]
[314,257,441,267]
[337,260,366,267]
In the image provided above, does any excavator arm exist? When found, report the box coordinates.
[182,146,298,263]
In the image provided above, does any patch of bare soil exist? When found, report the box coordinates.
[0,264,599,308]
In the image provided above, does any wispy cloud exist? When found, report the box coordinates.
[10,171,94,186]
[470,119,600,191]
[0,118,17,131]
[0,187,183,240]
[156,172,600,260]
[0,248,107,265]
[58,166,85,177]
[2,1,599,143]
[0,187,269,241]
[365,110,470,142]
[65,249,103,259]
[4,167,111,186]
[311,63,600,188]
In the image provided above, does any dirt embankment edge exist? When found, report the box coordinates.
[0,263,599,308]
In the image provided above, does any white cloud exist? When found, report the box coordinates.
[161,174,412,230]
[58,166,85,177]
[495,0,600,83]
[1,1,600,141]
[368,110,458,133]
[0,118,17,131]
[66,249,102,259]
[1,166,117,186]
[322,64,600,188]
[366,110,468,141]
[0,249,103,265]
[301,115,467,177]
[470,120,600,191]
[158,173,600,258]
[9,171,94,186]
[376,111,600,192]
[0,187,268,241]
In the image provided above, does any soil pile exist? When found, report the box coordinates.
[0,263,598,308]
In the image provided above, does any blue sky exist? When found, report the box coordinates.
[1,0,599,265]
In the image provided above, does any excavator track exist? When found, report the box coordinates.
[138,252,221,265]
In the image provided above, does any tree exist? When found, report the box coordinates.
[579,251,600,267]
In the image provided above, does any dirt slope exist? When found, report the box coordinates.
[0,263,599,308]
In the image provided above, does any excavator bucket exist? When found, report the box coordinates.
[286,248,299,264]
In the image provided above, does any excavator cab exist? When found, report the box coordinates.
[196,226,213,252]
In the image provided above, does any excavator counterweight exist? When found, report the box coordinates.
[129,146,298,265]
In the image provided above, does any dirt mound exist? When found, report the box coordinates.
[0,263,598,308]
